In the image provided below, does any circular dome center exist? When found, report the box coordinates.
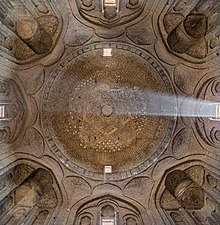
[42,43,176,180]
[102,104,113,117]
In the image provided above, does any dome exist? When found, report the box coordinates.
[42,43,175,178]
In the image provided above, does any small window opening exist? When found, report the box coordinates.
[104,0,116,6]
[0,105,5,118]
[104,166,112,174]
[103,48,112,57]
[209,103,220,121]
[101,205,116,225]
[102,218,115,225]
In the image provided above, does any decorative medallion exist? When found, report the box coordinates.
[42,43,176,180]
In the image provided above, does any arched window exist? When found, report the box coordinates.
[101,205,116,225]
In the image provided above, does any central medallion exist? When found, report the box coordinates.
[42,43,176,180]
[102,104,113,117]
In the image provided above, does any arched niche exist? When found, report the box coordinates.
[98,201,119,225]
[73,195,144,225]
[155,161,220,225]
[0,160,62,225]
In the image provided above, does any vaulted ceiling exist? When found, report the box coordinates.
[0,0,220,224]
